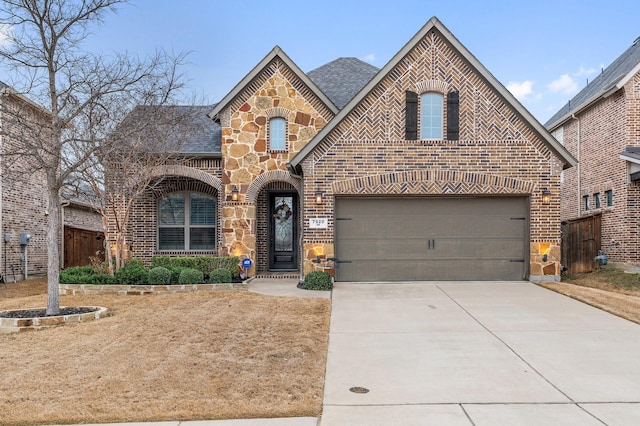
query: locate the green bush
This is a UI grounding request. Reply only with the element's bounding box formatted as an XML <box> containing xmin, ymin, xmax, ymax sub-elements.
<box><xmin>151</xmin><ymin>256</ymin><xmax>240</xmax><ymax>279</ymax></box>
<box><xmin>178</xmin><ymin>268</ymin><xmax>204</xmax><ymax>284</ymax></box>
<box><xmin>303</xmin><ymin>270</ymin><xmax>333</xmax><ymax>291</ymax></box>
<box><xmin>148</xmin><ymin>266</ymin><xmax>172</xmax><ymax>285</ymax></box>
<box><xmin>209</xmin><ymin>268</ymin><xmax>232</xmax><ymax>283</ymax></box>
<box><xmin>60</xmin><ymin>266</ymin><xmax>95</xmax><ymax>284</ymax></box>
<box><xmin>85</xmin><ymin>274</ymin><xmax>117</xmax><ymax>285</ymax></box>
<box><xmin>168</xmin><ymin>266</ymin><xmax>188</xmax><ymax>284</ymax></box>
<box><xmin>115</xmin><ymin>260</ymin><xmax>148</xmax><ymax>285</ymax></box>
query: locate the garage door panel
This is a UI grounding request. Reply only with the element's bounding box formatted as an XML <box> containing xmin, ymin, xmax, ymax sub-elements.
<box><xmin>334</xmin><ymin>197</ymin><xmax>528</xmax><ymax>281</ymax></box>
<box><xmin>337</xmin><ymin>259</ymin><xmax>526</xmax><ymax>281</ymax></box>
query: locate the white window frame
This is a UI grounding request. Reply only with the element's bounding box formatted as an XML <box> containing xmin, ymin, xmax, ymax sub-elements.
<box><xmin>269</xmin><ymin>117</ymin><xmax>287</xmax><ymax>151</ymax></box>
<box><xmin>420</xmin><ymin>92</ymin><xmax>443</xmax><ymax>140</ymax></box>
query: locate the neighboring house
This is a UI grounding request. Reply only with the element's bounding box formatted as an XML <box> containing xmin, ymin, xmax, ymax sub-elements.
<box><xmin>109</xmin><ymin>17</ymin><xmax>575</xmax><ymax>282</ymax></box>
<box><xmin>0</xmin><ymin>83</ymin><xmax>104</xmax><ymax>278</ymax></box>
<box><xmin>546</xmin><ymin>36</ymin><xmax>640</xmax><ymax>271</ymax></box>
<box><xmin>0</xmin><ymin>81</ymin><xmax>49</xmax><ymax>279</ymax></box>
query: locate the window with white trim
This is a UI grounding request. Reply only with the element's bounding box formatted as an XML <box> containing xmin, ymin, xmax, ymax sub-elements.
<box><xmin>269</xmin><ymin>117</ymin><xmax>286</xmax><ymax>151</ymax></box>
<box><xmin>420</xmin><ymin>92</ymin><xmax>443</xmax><ymax>140</ymax></box>
<box><xmin>158</xmin><ymin>192</ymin><xmax>216</xmax><ymax>250</ymax></box>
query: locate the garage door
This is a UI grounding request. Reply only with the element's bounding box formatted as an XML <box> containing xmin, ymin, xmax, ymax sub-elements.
<box><xmin>334</xmin><ymin>197</ymin><xmax>529</xmax><ymax>281</ymax></box>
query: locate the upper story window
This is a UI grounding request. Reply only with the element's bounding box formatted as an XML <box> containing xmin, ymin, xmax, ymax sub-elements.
<box><xmin>583</xmin><ymin>195</ymin><xmax>590</xmax><ymax>212</ymax></box>
<box><xmin>594</xmin><ymin>193</ymin><xmax>601</xmax><ymax>209</ymax></box>
<box><xmin>406</xmin><ymin>90</ymin><xmax>458</xmax><ymax>141</ymax></box>
<box><xmin>420</xmin><ymin>93</ymin><xmax>443</xmax><ymax>140</ymax></box>
<box><xmin>269</xmin><ymin>117</ymin><xmax>287</xmax><ymax>151</ymax></box>
<box><xmin>605</xmin><ymin>189</ymin><xmax>613</xmax><ymax>207</ymax></box>
<box><xmin>158</xmin><ymin>192</ymin><xmax>216</xmax><ymax>251</ymax></box>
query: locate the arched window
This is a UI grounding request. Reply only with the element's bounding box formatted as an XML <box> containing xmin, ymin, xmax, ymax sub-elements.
<box><xmin>158</xmin><ymin>192</ymin><xmax>216</xmax><ymax>250</ymax></box>
<box><xmin>420</xmin><ymin>92</ymin><xmax>443</xmax><ymax>140</ymax></box>
<box><xmin>269</xmin><ymin>117</ymin><xmax>287</xmax><ymax>151</ymax></box>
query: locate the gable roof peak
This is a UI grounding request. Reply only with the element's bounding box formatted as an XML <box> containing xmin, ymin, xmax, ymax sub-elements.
<box><xmin>208</xmin><ymin>45</ymin><xmax>338</xmax><ymax>120</ymax></box>
<box><xmin>289</xmin><ymin>16</ymin><xmax>576</xmax><ymax>171</ymax></box>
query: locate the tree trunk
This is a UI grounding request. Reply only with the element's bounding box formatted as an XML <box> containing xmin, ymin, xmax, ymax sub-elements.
<box><xmin>46</xmin><ymin>186</ymin><xmax>61</xmax><ymax>316</ymax></box>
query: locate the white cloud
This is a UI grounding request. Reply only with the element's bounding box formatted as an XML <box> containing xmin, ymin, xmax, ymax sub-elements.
<box><xmin>574</xmin><ymin>65</ymin><xmax>597</xmax><ymax>77</ymax></box>
<box><xmin>361</xmin><ymin>53</ymin><xmax>376</xmax><ymax>63</ymax></box>
<box><xmin>507</xmin><ymin>80</ymin><xmax>534</xmax><ymax>101</ymax></box>
<box><xmin>548</xmin><ymin>74</ymin><xmax>578</xmax><ymax>95</ymax></box>
<box><xmin>0</xmin><ymin>24</ymin><xmax>13</xmax><ymax>49</ymax></box>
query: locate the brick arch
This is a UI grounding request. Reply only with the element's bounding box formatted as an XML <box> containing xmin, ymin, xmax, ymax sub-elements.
<box><xmin>415</xmin><ymin>79</ymin><xmax>450</xmax><ymax>95</ymax></box>
<box><xmin>265</xmin><ymin>107</ymin><xmax>292</xmax><ymax>119</ymax></box>
<box><xmin>245</xmin><ymin>170</ymin><xmax>302</xmax><ymax>203</ymax></box>
<box><xmin>331</xmin><ymin>170</ymin><xmax>536</xmax><ymax>195</ymax></box>
<box><xmin>149</xmin><ymin>165</ymin><xmax>223</xmax><ymax>194</ymax></box>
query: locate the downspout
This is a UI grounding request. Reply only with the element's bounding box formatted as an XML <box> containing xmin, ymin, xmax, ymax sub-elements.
<box><xmin>60</xmin><ymin>201</ymin><xmax>70</xmax><ymax>269</ymax></box>
<box><xmin>572</xmin><ymin>113</ymin><xmax>581</xmax><ymax>217</ymax></box>
<box><xmin>287</xmin><ymin>165</ymin><xmax>304</xmax><ymax>285</ymax></box>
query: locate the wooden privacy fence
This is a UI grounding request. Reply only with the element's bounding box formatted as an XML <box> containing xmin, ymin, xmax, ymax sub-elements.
<box><xmin>561</xmin><ymin>214</ymin><xmax>601</xmax><ymax>274</ymax></box>
<box><xmin>64</xmin><ymin>227</ymin><xmax>105</xmax><ymax>268</ymax></box>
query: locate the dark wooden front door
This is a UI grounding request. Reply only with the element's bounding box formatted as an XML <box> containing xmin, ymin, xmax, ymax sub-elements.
<box><xmin>269</xmin><ymin>193</ymin><xmax>297</xmax><ymax>270</ymax></box>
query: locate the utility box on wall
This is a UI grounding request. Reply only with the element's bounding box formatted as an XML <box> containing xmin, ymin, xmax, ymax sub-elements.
<box><xmin>20</xmin><ymin>233</ymin><xmax>32</xmax><ymax>245</ymax></box>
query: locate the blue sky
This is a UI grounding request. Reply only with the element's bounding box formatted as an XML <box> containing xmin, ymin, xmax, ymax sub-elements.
<box><xmin>5</xmin><ymin>0</ymin><xmax>640</xmax><ymax>124</ymax></box>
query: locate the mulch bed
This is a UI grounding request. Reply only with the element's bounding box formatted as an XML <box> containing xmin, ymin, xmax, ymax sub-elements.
<box><xmin>0</xmin><ymin>307</ymin><xmax>96</xmax><ymax>318</ymax></box>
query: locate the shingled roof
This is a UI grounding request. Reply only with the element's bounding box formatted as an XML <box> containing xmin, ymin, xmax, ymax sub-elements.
<box><xmin>307</xmin><ymin>57</ymin><xmax>380</xmax><ymax>109</ymax></box>
<box><xmin>121</xmin><ymin>104</ymin><xmax>221</xmax><ymax>155</ymax></box>
<box><xmin>545</xmin><ymin>36</ymin><xmax>640</xmax><ymax>129</ymax></box>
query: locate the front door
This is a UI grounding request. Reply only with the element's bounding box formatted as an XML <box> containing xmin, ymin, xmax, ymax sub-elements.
<box><xmin>269</xmin><ymin>193</ymin><xmax>298</xmax><ymax>270</ymax></box>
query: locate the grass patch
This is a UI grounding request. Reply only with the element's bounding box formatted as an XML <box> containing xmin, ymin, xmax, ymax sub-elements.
<box><xmin>538</xmin><ymin>268</ymin><xmax>640</xmax><ymax>324</ymax></box>
<box><xmin>0</xmin><ymin>277</ymin><xmax>330</xmax><ymax>425</ymax></box>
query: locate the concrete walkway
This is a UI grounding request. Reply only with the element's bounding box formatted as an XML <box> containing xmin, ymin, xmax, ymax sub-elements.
<box><xmin>321</xmin><ymin>281</ymin><xmax>640</xmax><ymax>425</ymax></box>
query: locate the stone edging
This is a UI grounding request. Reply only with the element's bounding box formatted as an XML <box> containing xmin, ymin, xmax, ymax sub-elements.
<box><xmin>0</xmin><ymin>306</ymin><xmax>110</xmax><ymax>333</ymax></box>
<box><xmin>60</xmin><ymin>282</ymin><xmax>249</xmax><ymax>296</ymax></box>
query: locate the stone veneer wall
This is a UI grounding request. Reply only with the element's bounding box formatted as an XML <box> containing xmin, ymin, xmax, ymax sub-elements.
<box><xmin>300</xmin><ymin>28</ymin><xmax>564</xmax><ymax>280</ymax></box>
<box><xmin>218</xmin><ymin>58</ymin><xmax>334</xmax><ymax>274</ymax></box>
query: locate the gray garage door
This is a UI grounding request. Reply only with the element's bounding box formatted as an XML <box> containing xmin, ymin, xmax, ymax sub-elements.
<box><xmin>334</xmin><ymin>196</ymin><xmax>529</xmax><ymax>281</ymax></box>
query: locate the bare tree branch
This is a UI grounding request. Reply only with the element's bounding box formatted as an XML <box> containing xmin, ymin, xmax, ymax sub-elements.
<box><xmin>0</xmin><ymin>0</ymin><xmax>198</xmax><ymax>315</ymax></box>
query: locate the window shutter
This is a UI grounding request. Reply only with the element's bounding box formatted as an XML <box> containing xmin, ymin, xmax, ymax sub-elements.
<box><xmin>405</xmin><ymin>91</ymin><xmax>418</xmax><ymax>140</ymax></box>
<box><xmin>447</xmin><ymin>91</ymin><xmax>460</xmax><ymax>140</ymax></box>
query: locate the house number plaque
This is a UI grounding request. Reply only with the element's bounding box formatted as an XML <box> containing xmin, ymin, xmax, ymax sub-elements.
<box><xmin>309</xmin><ymin>218</ymin><xmax>328</xmax><ymax>229</ymax></box>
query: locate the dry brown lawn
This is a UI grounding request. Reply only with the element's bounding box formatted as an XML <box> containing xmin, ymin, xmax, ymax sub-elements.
<box><xmin>536</xmin><ymin>268</ymin><xmax>640</xmax><ymax>324</ymax></box>
<box><xmin>0</xmin><ymin>278</ymin><xmax>331</xmax><ymax>425</ymax></box>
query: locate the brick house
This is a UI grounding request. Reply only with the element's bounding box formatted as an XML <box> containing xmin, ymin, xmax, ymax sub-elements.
<box><xmin>546</xmin><ymin>36</ymin><xmax>640</xmax><ymax>269</ymax></box>
<box><xmin>1</xmin><ymin>82</ymin><xmax>104</xmax><ymax>279</ymax></box>
<box><xmin>0</xmin><ymin>82</ymin><xmax>49</xmax><ymax>279</ymax></box>
<box><xmin>111</xmin><ymin>17</ymin><xmax>575</xmax><ymax>282</ymax></box>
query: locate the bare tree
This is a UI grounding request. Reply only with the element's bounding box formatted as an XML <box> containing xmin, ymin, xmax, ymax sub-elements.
<box><xmin>68</xmin><ymin>104</ymin><xmax>207</xmax><ymax>274</ymax></box>
<box><xmin>0</xmin><ymin>0</ymin><xmax>193</xmax><ymax>315</ymax></box>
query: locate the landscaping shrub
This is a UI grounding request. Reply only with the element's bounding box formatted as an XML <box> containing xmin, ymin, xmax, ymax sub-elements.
<box><xmin>303</xmin><ymin>270</ymin><xmax>333</xmax><ymax>291</ymax></box>
<box><xmin>151</xmin><ymin>256</ymin><xmax>241</xmax><ymax>279</ymax></box>
<box><xmin>178</xmin><ymin>268</ymin><xmax>204</xmax><ymax>284</ymax></box>
<box><xmin>85</xmin><ymin>274</ymin><xmax>117</xmax><ymax>285</ymax></box>
<box><xmin>115</xmin><ymin>260</ymin><xmax>148</xmax><ymax>285</ymax></box>
<box><xmin>209</xmin><ymin>268</ymin><xmax>232</xmax><ymax>284</ymax></box>
<box><xmin>168</xmin><ymin>266</ymin><xmax>187</xmax><ymax>284</ymax></box>
<box><xmin>148</xmin><ymin>266</ymin><xmax>172</xmax><ymax>285</ymax></box>
<box><xmin>59</xmin><ymin>266</ymin><xmax>94</xmax><ymax>284</ymax></box>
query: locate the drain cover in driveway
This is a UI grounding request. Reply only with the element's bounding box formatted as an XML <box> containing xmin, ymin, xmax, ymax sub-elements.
<box><xmin>349</xmin><ymin>386</ymin><xmax>370</xmax><ymax>394</ymax></box>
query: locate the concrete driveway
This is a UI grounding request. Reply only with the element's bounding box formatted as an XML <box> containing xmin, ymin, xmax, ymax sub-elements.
<box><xmin>320</xmin><ymin>281</ymin><xmax>640</xmax><ymax>425</ymax></box>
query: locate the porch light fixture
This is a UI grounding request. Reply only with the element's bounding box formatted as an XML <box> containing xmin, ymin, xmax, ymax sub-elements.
<box><xmin>315</xmin><ymin>191</ymin><xmax>323</xmax><ymax>205</ymax></box>
<box><xmin>231</xmin><ymin>186</ymin><xmax>239</xmax><ymax>201</ymax></box>
<box><xmin>541</xmin><ymin>188</ymin><xmax>551</xmax><ymax>205</ymax></box>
